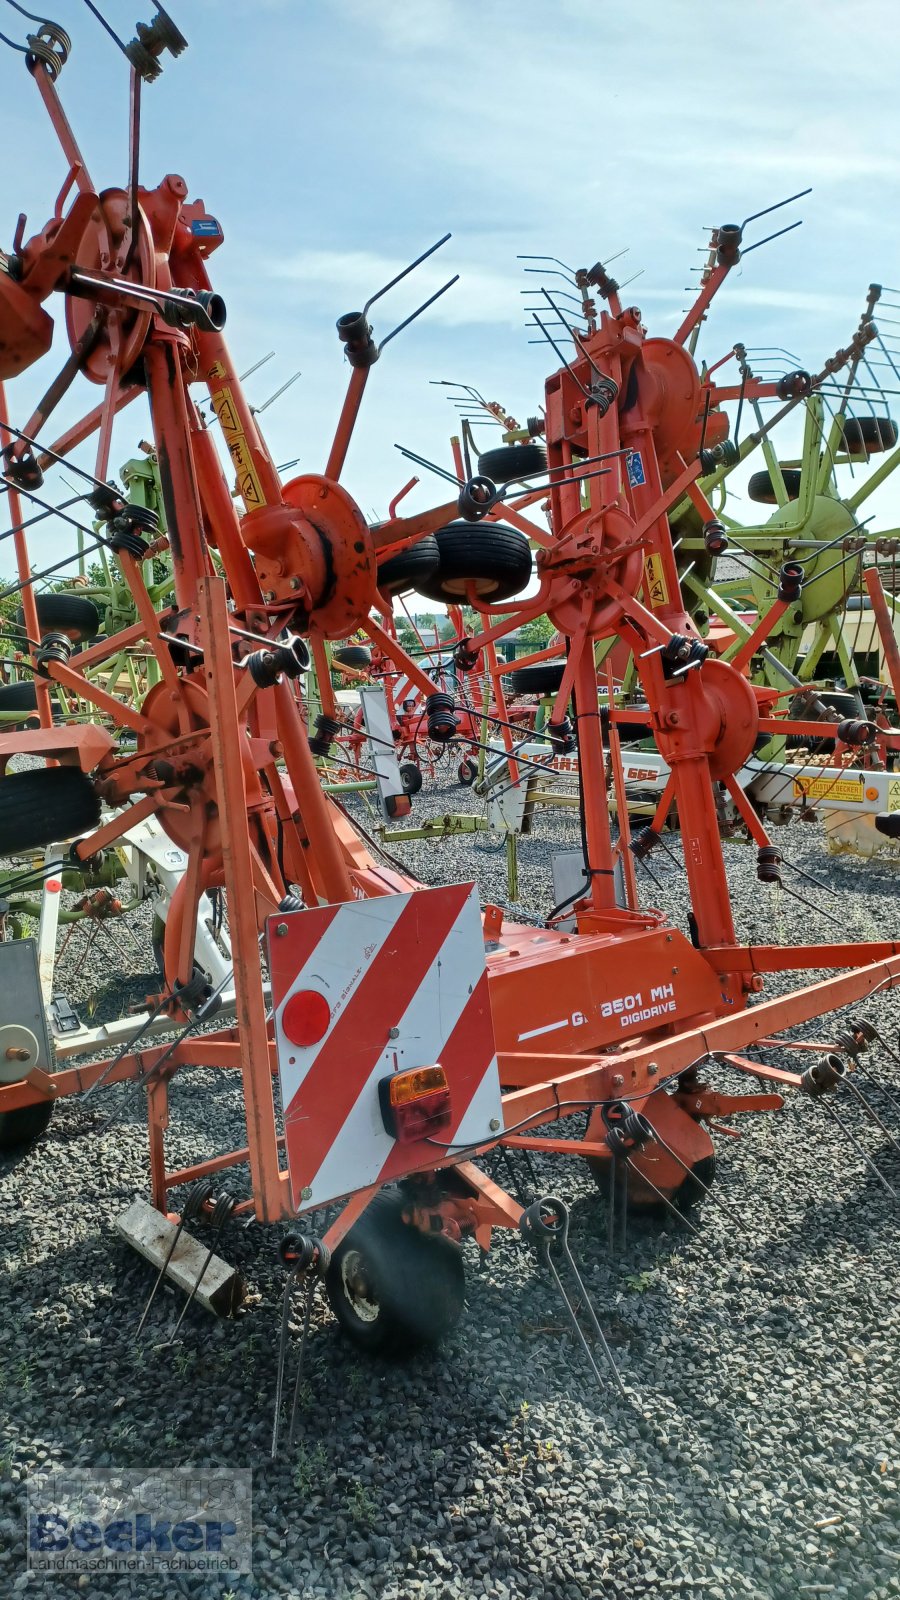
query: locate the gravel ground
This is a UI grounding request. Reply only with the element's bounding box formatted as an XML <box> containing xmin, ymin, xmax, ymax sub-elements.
<box><xmin>1</xmin><ymin>762</ymin><xmax>900</xmax><ymax>1600</ymax></box>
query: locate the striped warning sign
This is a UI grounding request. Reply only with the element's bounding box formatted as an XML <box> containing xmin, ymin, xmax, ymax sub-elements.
<box><xmin>267</xmin><ymin>884</ymin><xmax>501</xmax><ymax>1210</ymax></box>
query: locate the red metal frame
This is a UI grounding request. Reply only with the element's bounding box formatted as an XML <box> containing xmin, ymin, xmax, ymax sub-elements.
<box><xmin>0</xmin><ymin>55</ymin><xmax>896</xmax><ymax>1247</ymax></box>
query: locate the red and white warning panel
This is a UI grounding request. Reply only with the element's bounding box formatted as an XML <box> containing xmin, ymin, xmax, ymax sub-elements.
<box><xmin>267</xmin><ymin>883</ymin><xmax>502</xmax><ymax>1212</ymax></box>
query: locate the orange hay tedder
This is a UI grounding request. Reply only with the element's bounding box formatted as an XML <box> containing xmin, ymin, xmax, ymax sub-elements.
<box><xmin>0</xmin><ymin>10</ymin><xmax>898</xmax><ymax>1398</ymax></box>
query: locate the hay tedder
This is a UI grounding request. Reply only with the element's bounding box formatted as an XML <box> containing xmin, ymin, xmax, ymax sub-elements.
<box><xmin>2</xmin><ymin>10</ymin><xmax>900</xmax><ymax>1404</ymax></box>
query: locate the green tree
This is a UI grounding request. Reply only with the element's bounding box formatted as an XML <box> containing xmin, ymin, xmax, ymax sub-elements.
<box><xmin>517</xmin><ymin>613</ymin><xmax>554</xmax><ymax>647</ymax></box>
<box><xmin>0</xmin><ymin>582</ymin><xmax>20</xmax><ymax>630</ymax></box>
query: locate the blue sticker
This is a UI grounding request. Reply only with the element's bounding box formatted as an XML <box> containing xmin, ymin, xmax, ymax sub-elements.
<box><xmin>191</xmin><ymin>217</ymin><xmax>222</xmax><ymax>237</ymax></box>
<box><xmin>626</xmin><ymin>450</ymin><xmax>645</xmax><ymax>487</ymax></box>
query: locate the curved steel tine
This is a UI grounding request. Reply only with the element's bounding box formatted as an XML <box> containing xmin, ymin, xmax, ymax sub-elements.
<box><xmin>286</xmin><ymin>1276</ymin><xmax>317</xmax><ymax>1450</ymax></box>
<box><xmin>136</xmin><ymin>1177</ymin><xmax>214</xmax><ymax>1335</ymax></box>
<box><xmin>818</xmin><ymin>1101</ymin><xmax>898</xmax><ymax>1199</ymax></box>
<box><xmin>163</xmin><ymin>1191</ymin><xmax>237</xmax><ymax>1345</ymax></box>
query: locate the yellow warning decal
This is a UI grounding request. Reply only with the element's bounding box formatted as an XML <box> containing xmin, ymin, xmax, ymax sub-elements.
<box><xmin>644</xmin><ymin>553</ymin><xmax>669</xmax><ymax>608</ymax></box>
<box><xmin>210</xmin><ymin>386</ymin><xmax>265</xmax><ymax>509</ymax></box>
<box><xmin>207</xmin><ymin>360</ymin><xmax>228</xmax><ymax>380</ymax></box>
<box><xmin>792</xmin><ymin>777</ymin><xmax>865</xmax><ymax>804</ymax></box>
<box><xmin>889</xmin><ymin>778</ymin><xmax>900</xmax><ymax>812</ymax></box>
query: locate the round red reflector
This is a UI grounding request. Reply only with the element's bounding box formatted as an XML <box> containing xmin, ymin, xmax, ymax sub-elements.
<box><xmin>283</xmin><ymin>989</ymin><xmax>331</xmax><ymax>1047</ymax></box>
<box><xmin>45</xmin><ymin>880</ymin><xmax>62</xmax><ymax>894</ymax></box>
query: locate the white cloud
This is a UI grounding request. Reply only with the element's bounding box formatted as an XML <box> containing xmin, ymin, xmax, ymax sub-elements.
<box><xmin>268</xmin><ymin>246</ymin><xmax>527</xmax><ymax>330</ymax></box>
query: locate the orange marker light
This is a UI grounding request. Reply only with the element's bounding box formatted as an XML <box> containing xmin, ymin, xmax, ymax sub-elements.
<box><xmin>379</xmin><ymin>1064</ymin><xmax>452</xmax><ymax>1143</ymax></box>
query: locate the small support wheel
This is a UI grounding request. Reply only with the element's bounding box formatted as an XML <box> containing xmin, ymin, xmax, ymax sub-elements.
<box><xmin>0</xmin><ymin>682</ymin><xmax>40</xmax><ymax>726</ymax></box>
<box><xmin>0</xmin><ymin>1100</ymin><xmax>53</xmax><ymax>1152</ymax></box>
<box><xmin>332</xmin><ymin>643</ymin><xmax>372</xmax><ymax>670</ymax></box>
<box><xmin>476</xmin><ymin>443</ymin><xmax>547</xmax><ymax>483</ymax></box>
<box><xmin>376</xmin><ymin>536</ymin><xmax>440</xmax><ymax>597</ymax></box>
<box><xmin>399</xmin><ymin>761</ymin><xmax>422</xmax><ymax>795</ymax></box>
<box><xmin>457</xmin><ymin>757</ymin><xmax>477</xmax><ymax>786</ymax></box>
<box><xmin>18</xmin><ymin>593</ymin><xmax>101</xmax><ymax>641</ymax></box>
<box><xmin>0</xmin><ymin>768</ymin><xmax>100</xmax><ymax>856</ymax></box>
<box><xmin>325</xmin><ymin>1191</ymin><xmax>465</xmax><ymax>1354</ymax></box>
<box><xmin>841</xmin><ymin>416</ymin><xmax>898</xmax><ymax>455</ymax></box>
<box><xmin>416</xmin><ymin>522</ymin><xmax>533</xmax><ymax>604</ymax></box>
<box><xmin>747</xmin><ymin>467</ymin><xmax>802</xmax><ymax>504</ymax></box>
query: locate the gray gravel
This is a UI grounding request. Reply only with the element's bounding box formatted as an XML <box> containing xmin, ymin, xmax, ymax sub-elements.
<box><xmin>2</xmin><ymin>763</ymin><xmax>900</xmax><ymax>1600</ymax></box>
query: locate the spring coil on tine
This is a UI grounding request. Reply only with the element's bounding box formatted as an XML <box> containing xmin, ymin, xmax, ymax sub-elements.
<box><xmin>833</xmin><ymin>1025</ymin><xmax>869</xmax><ymax>1060</ymax></box>
<box><xmin>703</xmin><ymin>519</ymin><xmax>729</xmax><ymax>556</ymax></box>
<box><xmin>425</xmin><ymin>691</ymin><xmax>458</xmax><ymax>743</ymax></box>
<box><xmin>25</xmin><ymin>22</ymin><xmax>70</xmax><ymax>79</ymax></box>
<box><xmin>757</xmin><ymin>845</ymin><xmax>783</xmax><ymax>884</ymax></box>
<box><xmin>799</xmin><ymin>1053</ymin><xmax>845</xmax><ymax>1097</ymax></box>
<box><xmin>519</xmin><ymin>1196</ymin><xmax>626</xmax><ymax>1398</ymax></box>
<box><xmin>845</xmin><ymin>1011</ymin><xmax>900</xmax><ymax>1075</ymax></box>
<box><xmin>271</xmin><ymin>1234</ymin><xmax>331</xmax><ymax>1459</ymax></box>
<box><xmin>603</xmin><ymin>1101</ymin><xmax>653</xmax><ymax>1255</ymax></box>
<box><xmin>846</xmin><ymin>1016</ymin><xmax>879</xmax><ymax>1048</ymax></box>
<box><xmin>630</xmin><ymin>827</ymin><xmax>661</xmax><ymax>863</ymax></box>
<box><xmin>603</xmin><ymin>1099</ymin><xmax>739</xmax><ymax>1241</ymax></box>
<box><xmin>802</xmin><ymin>1053</ymin><xmax>899</xmax><ymax>1198</ymax></box>
<box><xmin>547</xmin><ymin>717</ymin><xmax>576</xmax><ymax>755</ymax></box>
<box><xmin>457</xmin><ymin>474</ymin><xmax>497</xmax><ymax>522</ymax></box>
<box><xmin>308</xmin><ymin>714</ymin><xmax>342</xmax><ymax>758</ymax></box>
<box><xmin>602</xmin><ymin>1101</ymin><xmax>652</xmax><ymax>1157</ymax></box>
<box><xmin>832</xmin><ymin>1015</ymin><xmax>900</xmax><ymax>1122</ymax></box>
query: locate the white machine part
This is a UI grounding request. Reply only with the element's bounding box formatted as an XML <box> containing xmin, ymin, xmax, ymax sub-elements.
<box><xmin>358</xmin><ymin>684</ymin><xmax>408</xmax><ymax>821</ymax></box>
<box><xmin>479</xmin><ymin>738</ymin><xmax>576</xmax><ymax>833</ymax></box>
<box><xmin>30</xmin><ymin>815</ymin><xmax>242</xmax><ymax>1062</ymax></box>
<box><xmin>121</xmin><ymin>815</ymin><xmax>233</xmax><ymax>989</ymax></box>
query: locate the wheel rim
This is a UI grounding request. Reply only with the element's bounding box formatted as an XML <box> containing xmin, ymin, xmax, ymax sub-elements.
<box><xmin>340</xmin><ymin>1249</ymin><xmax>380</xmax><ymax>1323</ymax></box>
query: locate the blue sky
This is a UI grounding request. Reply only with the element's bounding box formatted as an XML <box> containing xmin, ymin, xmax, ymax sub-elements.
<box><xmin>2</xmin><ymin>0</ymin><xmax>900</xmax><ymax>570</ymax></box>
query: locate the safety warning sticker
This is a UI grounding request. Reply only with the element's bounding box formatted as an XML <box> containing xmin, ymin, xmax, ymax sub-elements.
<box><xmin>644</xmin><ymin>552</ymin><xmax>669</xmax><ymax>608</ymax></box>
<box><xmin>210</xmin><ymin>385</ymin><xmax>265</xmax><ymax>509</ymax></box>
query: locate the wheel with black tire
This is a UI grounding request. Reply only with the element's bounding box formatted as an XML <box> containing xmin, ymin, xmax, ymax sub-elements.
<box><xmin>507</xmin><ymin>661</ymin><xmax>565</xmax><ymax>696</ymax></box>
<box><xmin>476</xmin><ymin>443</ymin><xmax>547</xmax><ymax>484</ymax></box>
<box><xmin>782</xmin><ymin>688</ymin><xmax>865</xmax><ymax>753</ymax></box>
<box><xmin>818</xmin><ymin>689</ymin><xmax>865</xmax><ymax>719</ymax></box>
<box><xmin>325</xmin><ymin>1190</ymin><xmax>466</xmax><ymax>1354</ymax></box>
<box><xmin>151</xmin><ymin>913</ymin><xmax>218</xmax><ymax>991</ymax></box>
<box><xmin>0</xmin><ymin>767</ymin><xmax>101</xmax><ymax>855</ymax></box>
<box><xmin>376</xmin><ymin>536</ymin><xmax>440</xmax><ymax>597</ymax></box>
<box><xmin>151</xmin><ymin>913</ymin><xmax>168</xmax><ymax>977</ymax></box>
<box><xmin>457</xmin><ymin>757</ymin><xmax>477</xmax><ymax>786</ymax></box>
<box><xmin>332</xmin><ymin>644</ymin><xmax>372</xmax><ymax>670</ymax></box>
<box><xmin>0</xmin><ymin>681</ymin><xmax>39</xmax><ymax>725</ymax></box>
<box><xmin>416</xmin><ymin>522</ymin><xmax>532</xmax><ymax>604</ymax></box>
<box><xmin>399</xmin><ymin>761</ymin><xmax>422</xmax><ymax>795</ymax></box>
<box><xmin>16</xmin><ymin>593</ymin><xmax>101</xmax><ymax>640</ymax></box>
<box><xmin>747</xmin><ymin>467</ymin><xmax>802</xmax><ymax>504</ymax></box>
<box><xmin>0</xmin><ymin>1100</ymin><xmax>53</xmax><ymax>1152</ymax></box>
<box><xmin>841</xmin><ymin>416</ymin><xmax>899</xmax><ymax>455</ymax></box>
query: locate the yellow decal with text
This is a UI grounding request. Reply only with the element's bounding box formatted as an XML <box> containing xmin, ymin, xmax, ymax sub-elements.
<box><xmin>644</xmin><ymin>553</ymin><xmax>669</xmax><ymax>608</ymax></box>
<box><xmin>210</xmin><ymin>385</ymin><xmax>265</xmax><ymax>509</ymax></box>
<box><xmin>792</xmin><ymin>777</ymin><xmax>865</xmax><ymax>804</ymax></box>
